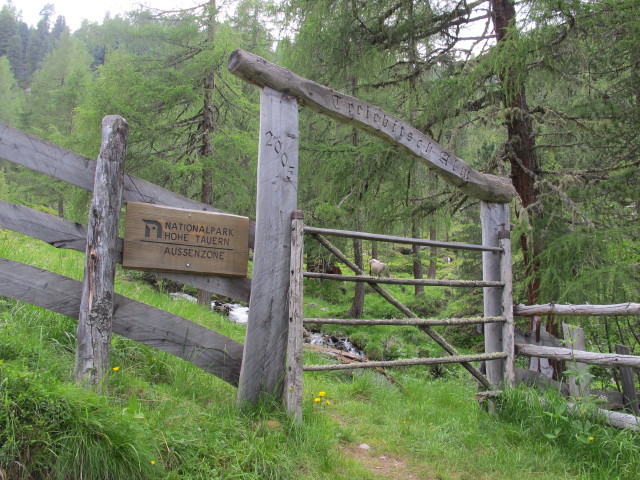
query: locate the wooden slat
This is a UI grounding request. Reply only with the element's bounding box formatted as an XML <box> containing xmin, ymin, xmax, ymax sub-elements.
<box><xmin>515</xmin><ymin>344</ymin><xmax>640</xmax><ymax>369</ymax></box>
<box><xmin>0</xmin><ymin>201</ymin><xmax>252</xmax><ymax>302</ymax></box>
<box><xmin>0</xmin><ymin>122</ymin><xmax>255</xmax><ymax>248</ymax></box>
<box><xmin>285</xmin><ymin>212</ymin><xmax>304</xmax><ymax>421</ymax></box>
<box><xmin>0</xmin><ymin>257</ymin><xmax>243</xmax><ymax>385</ymax></box>
<box><xmin>303</xmin><ymin>316</ymin><xmax>506</xmax><ymax>326</ymax></box>
<box><xmin>304</xmin><ymin>352</ymin><xmax>507</xmax><ymax>371</ymax></box>
<box><xmin>303</xmin><ymin>271</ymin><xmax>503</xmax><ymax>287</ymax></box>
<box><xmin>514</xmin><ymin>302</ymin><xmax>640</xmax><ymax>317</ymax></box>
<box><xmin>237</xmin><ymin>87</ymin><xmax>300</xmax><ymax>404</ymax></box>
<box><xmin>499</xmin><ymin>214</ymin><xmax>515</xmax><ymax>387</ymax></box>
<box><xmin>303</xmin><ymin>226</ymin><xmax>502</xmax><ymax>252</ymax></box>
<box><xmin>228</xmin><ymin>49</ymin><xmax>516</xmax><ymax>203</ymax></box>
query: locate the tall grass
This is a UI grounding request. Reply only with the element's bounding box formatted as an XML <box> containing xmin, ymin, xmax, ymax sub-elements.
<box><xmin>1</xmin><ymin>230</ymin><xmax>639</xmax><ymax>479</ymax></box>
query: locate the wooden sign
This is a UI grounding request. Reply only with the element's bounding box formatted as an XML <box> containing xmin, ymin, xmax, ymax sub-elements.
<box><xmin>123</xmin><ymin>202</ymin><xmax>249</xmax><ymax>277</ymax></box>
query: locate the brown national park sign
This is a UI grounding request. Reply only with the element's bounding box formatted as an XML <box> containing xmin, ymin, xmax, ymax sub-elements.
<box><xmin>123</xmin><ymin>202</ymin><xmax>249</xmax><ymax>277</ymax></box>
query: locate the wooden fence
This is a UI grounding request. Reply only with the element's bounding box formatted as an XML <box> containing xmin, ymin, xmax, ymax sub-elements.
<box><xmin>1</xmin><ymin>48</ymin><xmax>638</xmax><ymax>427</ymax></box>
<box><xmin>284</xmin><ymin>210</ymin><xmax>516</xmax><ymax>419</ymax></box>
<box><xmin>284</xmin><ymin>213</ymin><xmax>640</xmax><ymax>426</ymax></box>
<box><xmin>0</xmin><ymin>120</ymin><xmax>247</xmax><ymax>386</ymax></box>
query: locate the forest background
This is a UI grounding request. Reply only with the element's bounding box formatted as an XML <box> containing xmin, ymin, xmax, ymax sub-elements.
<box><xmin>0</xmin><ymin>0</ymin><xmax>638</xmax><ymax>357</ymax></box>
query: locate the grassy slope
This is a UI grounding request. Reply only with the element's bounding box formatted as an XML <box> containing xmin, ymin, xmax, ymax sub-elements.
<box><xmin>1</xmin><ymin>229</ymin><xmax>638</xmax><ymax>479</ymax></box>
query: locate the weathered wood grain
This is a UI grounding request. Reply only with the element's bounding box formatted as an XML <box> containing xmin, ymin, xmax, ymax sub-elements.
<box><xmin>0</xmin><ymin>257</ymin><xmax>243</xmax><ymax>385</ymax></box>
<box><xmin>303</xmin><ymin>226</ymin><xmax>502</xmax><ymax>252</ymax></box>
<box><xmin>76</xmin><ymin>115</ymin><xmax>127</xmax><ymax>387</ymax></box>
<box><xmin>0</xmin><ymin>122</ymin><xmax>255</xmax><ymax>248</ymax></box>
<box><xmin>228</xmin><ymin>49</ymin><xmax>516</xmax><ymax>203</ymax></box>
<box><xmin>515</xmin><ymin>344</ymin><xmax>640</xmax><ymax>369</ymax></box>
<box><xmin>303</xmin><ymin>316</ymin><xmax>506</xmax><ymax>326</ymax></box>
<box><xmin>0</xmin><ymin>201</ymin><xmax>251</xmax><ymax>302</ymax></box>
<box><xmin>481</xmin><ymin>202</ymin><xmax>509</xmax><ymax>385</ymax></box>
<box><xmin>285</xmin><ymin>212</ymin><xmax>304</xmax><ymax>421</ymax></box>
<box><xmin>237</xmin><ymin>87</ymin><xmax>299</xmax><ymax>405</ymax></box>
<box><xmin>514</xmin><ymin>302</ymin><xmax>640</xmax><ymax>316</ymax></box>
<box><xmin>304</xmin><ymin>352</ymin><xmax>508</xmax><ymax>371</ymax></box>
<box><xmin>303</xmin><ymin>272</ymin><xmax>503</xmax><ymax>287</ymax></box>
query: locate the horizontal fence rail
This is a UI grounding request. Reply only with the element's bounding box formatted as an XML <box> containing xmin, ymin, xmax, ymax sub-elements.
<box><xmin>0</xmin><ymin>257</ymin><xmax>244</xmax><ymax>385</ymax></box>
<box><xmin>303</xmin><ymin>272</ymin><xmax>503</xmax><ymax>287</ymax></box>
<box><xmin>0</xmin><ymin>201</ymin><xmax>252</xmax><ymax>302</ymax></box>
<box><xmin>515</xmin><ymin>344</ymin><xmax>640</xmax><ymax>369</ymax></box>
<box><xmin>514</xmin><ymin>302</ymin><xmax>640</xmax><ymax>317</ymax></box>
<box><xmin>0</xmin><ymin>123</ymin><xmax>256</xmax><ymax>246</ymax></box>
<box><xmin>304</xmin><ymin>352</ymin><xmax>508</xmax><ymax>371</ymax></box>
<box><xmin>303</xmin><ymin>316</ymin><xmax>506</xmax><ymax>326</ymax></box>
<box><xmin>303</xmin><ymin>226</ymin><xmax>503</xmax><ymax>252</ymax></box>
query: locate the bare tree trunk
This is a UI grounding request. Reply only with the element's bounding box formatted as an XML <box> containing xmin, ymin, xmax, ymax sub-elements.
<box><xmin>492</xmin><ymin>0</ymin><xmax>551</xmax><ymax>374</ymax></box>
<box><xmin>197</xmin><ymin>1</ymin><xmax>217</xmax><ymax>306</ymax></box>
<box><xmin>490</xmin><ymin>0</ymin><xmax>542</xmax><ymax>305</ymax></box>
<box><xmin>412</xmin><ymin>211</ymin><xmax>424</xmax><ymax>295</ymax></box>
<box><xmin>347</xmin><ymin>213</ymin><xmax>365</xmax><ymax>318</ymax></box>
<box><xmin>427</xmin><ymin>226</ymin><xmax>437</xmax><ymax>279</ymax></box>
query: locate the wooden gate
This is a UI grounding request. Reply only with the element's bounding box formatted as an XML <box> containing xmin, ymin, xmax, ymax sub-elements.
<box><xmin>284</xmin><ymin>211</ymin><xmax>514</xmax><ymax>419</ymax></box>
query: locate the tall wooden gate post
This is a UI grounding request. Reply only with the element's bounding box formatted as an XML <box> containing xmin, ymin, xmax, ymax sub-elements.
<box><xmin>75</xmin><ymin>115</ymin><xmax>128</xmax><ymax>388</ymax></box>
<box><xmin>237</xmin><ymin>87</ymin><xmax>299</xmax><ymax>405</ymax></box>
<box><xmin>286</xmin><ymin>211</ymin><xmax>305</xmax><ymax>420</ymax></box>
<box><xmin>481</xmin><ymin>201</ymin><xmax>511</xmax><ymax>385</ymax></box>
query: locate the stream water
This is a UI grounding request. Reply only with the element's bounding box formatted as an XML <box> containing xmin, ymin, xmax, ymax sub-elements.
<box><xmin>170</xmin><ymin>293</ymin><xmax>363</xmax><ymax>356</ymax></box>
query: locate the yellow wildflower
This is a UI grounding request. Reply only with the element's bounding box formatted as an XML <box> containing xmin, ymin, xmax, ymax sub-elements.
<box><xmin>314</xmin><ymin>397</ymin><xmax>320</xmax><ymax>403</ymax></box>
<box><xmin>150</xmin><ymin>461</ymin><xmax>156</xmax><ymax>465</ymax></box>
<box><xmin>319</xmin><ymin>391</ymin><xmax>326</xmax><ymax>397</ymax></box>
<box><xmin>325</xmin><ymin>400</ymin><xmax>331</xmax><ymax>405</ymax></box>
<box><xmin>588</xmin><ymin>436</ymin><xmax>595</xmax><ymax>442</ymax></box>
<box><xmin>112</xmin><ymin>366</ymin><xmax>120</xmax><ymax>372</ymax></box>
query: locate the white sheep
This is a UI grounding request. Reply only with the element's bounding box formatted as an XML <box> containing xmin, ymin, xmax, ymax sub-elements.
<box><xmin>368</xmin><ymin>258</ymin><xmax>390</xmax><ymax>277</ymax></box>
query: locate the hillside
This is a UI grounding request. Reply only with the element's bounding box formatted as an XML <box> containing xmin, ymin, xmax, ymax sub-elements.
<box><xmin>1</xmin><ymin>230</ymin><xmax>638</xmax><ymax>480</ymax></box>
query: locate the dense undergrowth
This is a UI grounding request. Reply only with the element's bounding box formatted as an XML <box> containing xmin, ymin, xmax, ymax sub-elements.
<box><xmin>1</xmin><ymin>230</ymin><xmax>639</xmax><ymax>479</ymax></box>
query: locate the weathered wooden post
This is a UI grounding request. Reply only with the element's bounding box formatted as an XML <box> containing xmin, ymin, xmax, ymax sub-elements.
<box><xmin>75</xmin><ymin>115</ymin><xmax>128</xmax><ymax>388</ymax></box>
<box><xmin>499</xmin><ymin>216</ymin><xmax>515</xmax><ymax>387</ymax></box>
<box><xmin>562</xmin><ymin>323</ymin><xmax>592</xmax><ymax>398</ymax></box>
<box><xmin>237</xmin><ymin>86</ymin><xmax>299</xmax><ymax>405</ymax></box>
<box><xmin>286</xmin><ymin>210</ymin><xmax>305</xmax><ymax>420</ymax></box>
<box><xmin>615</xmin><ymin>344</ymin><xmax>639</xmax><ymax>416</ymax></box>
<box><xmin>481</xmin><ymin>201</ymin><xmax>510</xmax><ymax>385</ymax></box>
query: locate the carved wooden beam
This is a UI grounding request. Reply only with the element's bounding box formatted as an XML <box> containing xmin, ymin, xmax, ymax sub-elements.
<box><xmin>228</xmin><ymin>49</ymin><xmax>516</xmax><ymax>203</ymax></box>
<box><xmin>514</xmin><ymin>303</ymin><xmax>640</xmax><ymax>316</ymax></box>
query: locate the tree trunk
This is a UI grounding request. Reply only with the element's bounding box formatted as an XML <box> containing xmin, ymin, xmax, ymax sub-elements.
<box><xmin>347</xmin><ymin>233</ymin><xmax>365</xmax><ymax>318</ymax></box>
<box><xmin>197</xmin><ymin>5</ymin><xmax>217</xmax><ymax>306</ymax></box>
<box><xmin>427</xmin><ymin>226</ymin><xmax>437</xmax><ymax>279</ymax></box>
<box><xmin>412</xmin><ymin>213</ymin><xmax>424</xmax><ymax>295</ymax></box>
<box><xmin>490</xmin><ymin>0</ymin><xmax>542</xmax><ymax>302</ymax></box>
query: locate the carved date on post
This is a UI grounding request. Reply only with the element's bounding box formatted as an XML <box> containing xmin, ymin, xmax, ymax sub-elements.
<box><xmin>265</xmin><ymin>131</ymin><xmax>295</xmax><ymax>181</ymax></box>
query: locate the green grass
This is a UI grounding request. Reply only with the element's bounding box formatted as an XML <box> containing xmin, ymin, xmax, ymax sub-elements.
<box><xmin>1</xmin><ymin>229</ymin><xmax>639</xmax><ymax>479</ymax></box>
